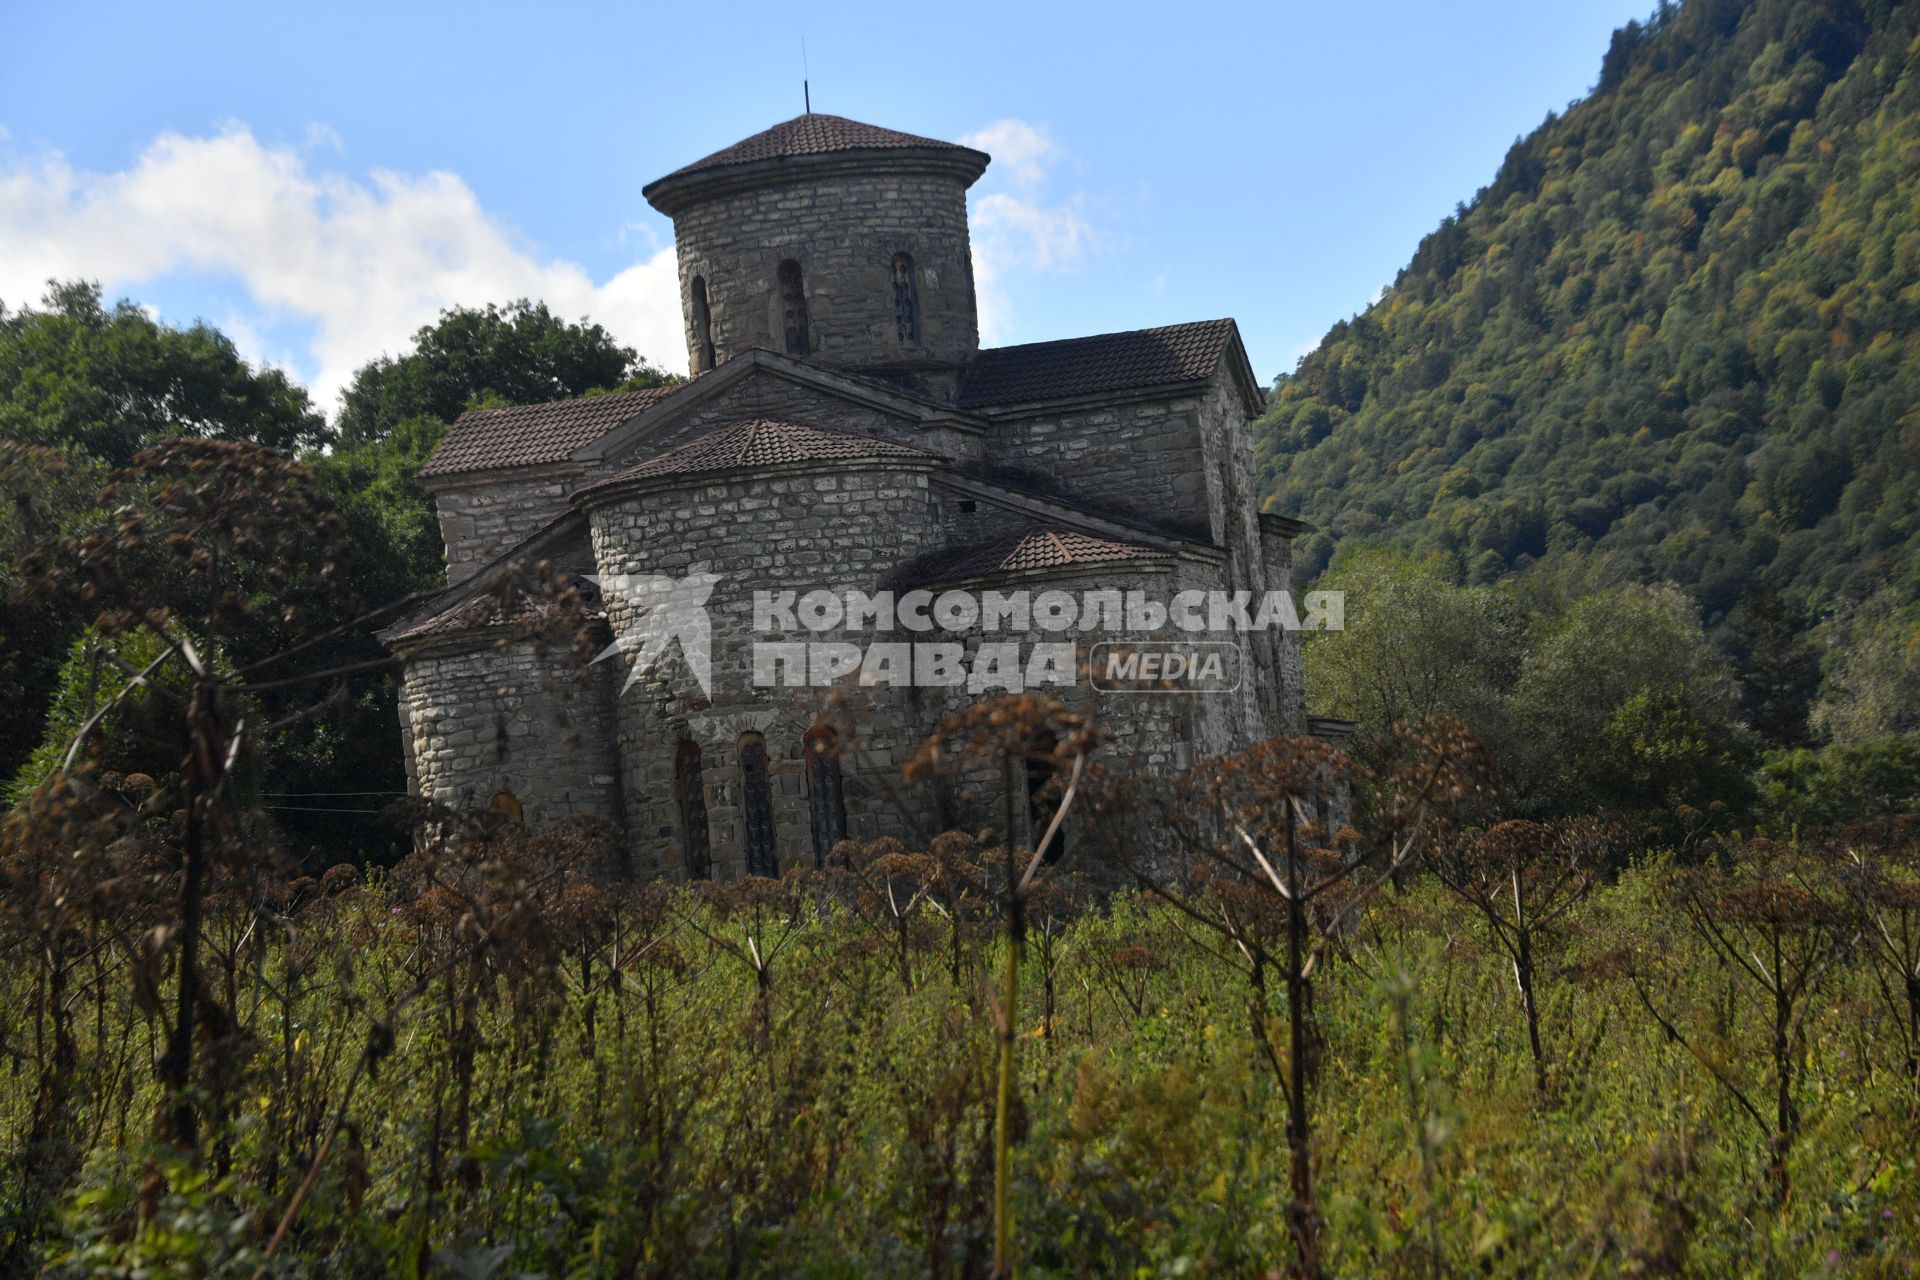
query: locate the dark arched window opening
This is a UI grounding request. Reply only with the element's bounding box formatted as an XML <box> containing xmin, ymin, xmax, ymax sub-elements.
<box><xmin>690</xmin><ymin>275</ymin><xmax>715</xmax><ymax>372</ymax></box>
<box><xmin>891</xmin><ymin>252</ymin><xmax>920</xmax><ymax>345</ymax></box>
<box><xmin>489</xmin><ymin>790</ymin><xmax>523</xmax><ymax>826</ymax></box>
<box><xmin>739</xmin><ymin>732</ymin><xmax>777</xmax><ymax>876</ymax></box>
<box><xmin>804</xmin><ymin>726</ymin><xmax>848</xmax><ymax>866</ymax></box>
<box><xmin>1026</xmin><ymin>730</ymin><xmax>1065</xmax><ymax>863</ymax></box>
<box><xmin>776</xmin><ymin>259</ymin><xmax>810</xmax><ymax>356</ymax></box>
<box><xmin>675</xmin><ymin>739</ymin><xmax>711</xmax><ymax>879</ymax></box>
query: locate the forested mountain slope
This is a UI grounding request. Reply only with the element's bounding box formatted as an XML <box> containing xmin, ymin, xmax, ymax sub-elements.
<box><xmin>1256</xmin><ymin>0</ymin><xmax>1920</xmax><ymax>628</ymax></box>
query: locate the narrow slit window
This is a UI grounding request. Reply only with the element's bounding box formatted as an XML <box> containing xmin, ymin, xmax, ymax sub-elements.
<box><xmin>777</xmin><ymin>259</ymin><xmax>810</xmax><ymax>356</ymax></box>
<box><xmin>804</xmin><ymin>726</ymin><xmax>848</xmax><ymax>865</ymax></box>
<box><xmin>739</xmin><ymin>732</ymin><xmax>777</xmax><ymax>876</ymax></box>
<box><xmin>891</xmin><ymin>252</ymin><xmax>920</xmax><ymax>345</ymax></box>
<box><xmin>690</xmin><ymin>275</ymin><xmax>715</xmax><ymax>372</ymax></box>
<box><xmin>1026</xmin><ymin>730</ymin><xmax>1066</xmax><ymax>863</ymax></box>
<box><xmin>675</xmin><ymin>739</ymin><xmax>711</xmax><ymax>879</ymax></box>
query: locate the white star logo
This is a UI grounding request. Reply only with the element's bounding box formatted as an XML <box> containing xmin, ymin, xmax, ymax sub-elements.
<box><xmin>586</xmin><ymin>566</ymin><xmax>721</xmax><ymax>698</ymax></box>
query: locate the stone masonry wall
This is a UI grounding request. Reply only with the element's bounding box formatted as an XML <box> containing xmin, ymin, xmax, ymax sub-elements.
<box><xmin>430</xmin><ymin>466</ymin><xmax>585</xmax><ymax>586</ymax></box>
<box><xmin>671</xmin><ymin>171</ymin><xmax>978</xmax><ymax>372</ymax></box>
<box><xmin>398</xmin><ymin>631</ymin><xmax>625</xmax><ymax>829</ymax></box>
<box><xmin>584</xmin><ymin>460</ymin><xmax>950</xmax><ymax>879</ymax></box>
<box><xmin>979</xmin><ymin>391</ymin><xmax>1211</xmax><ymax>541</ymax></box>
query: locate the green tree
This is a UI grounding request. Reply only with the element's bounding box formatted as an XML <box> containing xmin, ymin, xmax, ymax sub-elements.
<box><xmin>336</xmin><ymin>299</ymin><xmax>669</xmax><ymax>445</ymax></box>
<box><xmin>1303</xmin><ymin>549</ymin><xmax>1524</xmax><ymax>768</ymax></box>
<box><xmin>1732</xmin><ymin>588</ymin><xmax>1821</xmax><ymax>747</ymax></box>
<box><xmin>1811</xmin><ymin>592</ymin><xmax>1920</xmax><ymax>743</ymax></box>
<box><xmin>0</xmin><ymin>281</ymin><xmax>328</xmax><ymax>463</ymax></box>
<box><xmin>1512</xmin><ymin>584</ymin><xmax>1752</xmax><ymax>819</ymax></box>
<box><xmin>0</xmin><ymin>444</ymin><xmax>110</xmax><ymax>779</ymax></box>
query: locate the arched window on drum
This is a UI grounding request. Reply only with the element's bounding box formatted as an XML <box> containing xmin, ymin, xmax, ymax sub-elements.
<box><xmin>891</xmin><ymin>252</ymin><xmax>920</xmax><ymax>345</ymax></box>
<box><xmin>690</xmin><ymin>274</ymin><xmax>716</xmax><ymax>372</ymax></box>
<box><xmin>776</xmin><ymin>259</ymin><xmax>810</xmax><ymax>356</ymax></box>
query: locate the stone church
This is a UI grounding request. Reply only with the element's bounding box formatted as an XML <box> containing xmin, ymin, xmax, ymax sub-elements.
<box><xmin>383</xmin><ymin>112</ymin><xmax>1331</xmax><ymax>879</ymax></box>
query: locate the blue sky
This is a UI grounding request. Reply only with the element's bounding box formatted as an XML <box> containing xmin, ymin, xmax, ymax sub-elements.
<box><xmin>0</xmin><ymin>0</ymin><xmax>1650</xmax><ymax>412</ymax></box>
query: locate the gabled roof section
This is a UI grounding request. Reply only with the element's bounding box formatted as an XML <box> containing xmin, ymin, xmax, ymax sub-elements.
<box><xmin>579</xmin><ymin>418</ymin><xmax>939</xmax><ymax>495</ymax></box>
<box><xmin>417</xmin><ymin>385</ymin><xmax>682</xmax><ymax>480</ymax></box>
<box><xmin>956</xmin><ymin>319</ymin><xmax>1250</xmax><ymax>409</ymax></box>
<box><xmin>922</xmin><ymin>525</ymin><xmax>1172</xmax><ymax>584</ymax></box>
<box><xmin>576</xmin><ymin>348</ymin><xmax>983</xmax><ymax>468</ymax></box>
<box><xmin>649</xmin><ymin>114</ymin><xmax>985</xmax><ymax>186</ymax></box>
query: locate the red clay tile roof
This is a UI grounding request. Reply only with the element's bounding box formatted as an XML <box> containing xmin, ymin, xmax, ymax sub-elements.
<box><xmin>925</xmin><ymin>525</ymin><xmax>1171</xmax><ymax>582</ymax></box>
<box><xmin>418</xmin><ymin>385</ymin><xmax>681</xmax><ymax>479</ymax></box>
<box><xmin>651</xmin><ymin>114</ymin><xmax>983</xmax><ymax>185</ymax></box>
<box><xmin>956</xmin><ymin>320</ymin><xmax>1237</xmax><ymax>408</ymax></box>
<box><xmin>582</xmin><ymin>418</ymin><xmax>938</xmax><ymax>492</ymax></box>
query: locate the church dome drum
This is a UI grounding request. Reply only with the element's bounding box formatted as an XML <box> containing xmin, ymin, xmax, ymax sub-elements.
<box><xmin>643</xmin><ymin>114</ymin><xmax>990</xmax><ymax>377</ymax></box>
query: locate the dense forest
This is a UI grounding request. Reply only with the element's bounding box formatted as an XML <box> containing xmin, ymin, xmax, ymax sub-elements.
<box><xmin>1258</xmin><ymin>0</ymin><xmax>1920</xmax><ymax>645</ymax></box>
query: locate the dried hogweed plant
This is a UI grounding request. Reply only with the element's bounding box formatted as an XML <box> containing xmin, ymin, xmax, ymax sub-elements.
<box><xmin>1626</xmin><ymin>837</ymin><xmax>1850</xmax><ymax>1206</ymax></box>
<box><xmin>1427</xmin><ymin>816</ymin><xmax>1629</xmax><ymax>1098</ymax></box>
<box><xmin>907</xmin><ymin>693</ymin><xmax>1099</xmax><ymax>1280</ymax></box>
<box><xmin>1106</xmin><ymin>715</ymin><xmax>1492</xmax><ymax>1280</ymax></box>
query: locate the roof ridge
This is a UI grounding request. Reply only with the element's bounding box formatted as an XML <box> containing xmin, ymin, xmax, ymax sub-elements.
<box><xmin>735</xmin><ymin>418</ymin><xmax>763</xmax><ymax>466</ymax></box>
<box><xmin>973</xmin><ymin>317</ymin><xmax>1235</xmax><ymax>358</ymax></box>
<box><xmin>647</xmin><ymin>114</ymin><xmax>985</xmax><ymax>193</ymax></box>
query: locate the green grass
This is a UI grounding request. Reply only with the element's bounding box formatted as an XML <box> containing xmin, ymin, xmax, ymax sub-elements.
<box><xmin>4</xmin><ymin>855</ymin><xmax>1916</xmax><ymax>1278</ymax></box>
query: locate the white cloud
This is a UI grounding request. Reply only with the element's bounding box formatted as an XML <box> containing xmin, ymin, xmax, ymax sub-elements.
<box><xmin>1369</xmin><ymin>281</ymin><xmax>1391</xmax><ymax>306</ymax></box>
<box><xmin>960</xmin><ymin>119</ymin><xmax>1059</xmax><ymax>189</ymax></box>
<box><xmin>958</xmin><ymin>118</ymin><xmax>1101</xmax><ymax>345</ymax></box>
<box><xmin>0</xmin><ymin>124</ymin><xmax>686</xmax><ymax>411</ymax></box>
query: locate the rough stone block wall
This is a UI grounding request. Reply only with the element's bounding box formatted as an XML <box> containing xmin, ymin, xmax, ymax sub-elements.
<box><xmin>399</xmin><ymin>632</ymin><xmax>625</xmax><ymax>830</ymax></box>
<box><xmin>430</xmin><ymin>467</ymin><xmax>584</xmax><ymax>585</ymax></box>
<box><xmin>671</xmin><ymin>172</ymin><xmax>978</xmax><ymax>372</ymax></box>
<box><xmin>1259</xmin><ymin>520</ymin><xmax>1308</xmax><ymax>736</ymax></box>
<box><xmin>979</xmin><ymin>392</ymin><xmax>1210</xmax><ymax>540</ymax></box>
<box><xmin>1192</xmin><ymin>366</ymin><xmax>1284</xmax><ymax>744</ymax></box>
<box><xmin>585</xmin><ymin>461</ymin><xmax>950</xmax><ymax>879</ymax></box>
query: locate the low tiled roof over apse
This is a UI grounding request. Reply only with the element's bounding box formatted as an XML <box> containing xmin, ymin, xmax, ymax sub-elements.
<box><xmin>417</xmin><ymin>385</ymin><xmax>682</xmax><ymax>479</ymax></box>
<box><xmin>955</xmin><ymin>319</ymin><xmax>1239</xmax><ymax>408</ymax></box>
<box><xmin>649</xmin><ymin>114</ymin><xmax>986</xmax><ymax>185</ymax></box>
<box><xmin>580</xmin><ymin>418</ymin><xmax>940</xmax><ymax>492</ymax></box>
<box><xmin>923</xmin><ymin>525</ymin><xmax>1172</xmax><ymax>583</ymax></box>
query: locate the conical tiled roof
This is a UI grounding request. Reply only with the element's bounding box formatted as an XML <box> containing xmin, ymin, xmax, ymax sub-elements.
<box><xmin>581</xmin><ymin>419</ymin><xmax>938</xmax><ymax>493</ymax></box>
<box><xmin>650</xmin><ymin>114</ymin><xmax>984</xmax><ymax>186</ymax></box>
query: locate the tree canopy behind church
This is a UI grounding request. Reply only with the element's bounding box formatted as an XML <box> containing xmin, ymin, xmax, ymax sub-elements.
<box><xmin>0</xmin><ymin>281</ymin><xmax>330</xmax><ymax>464</ymax></box>
<box><xmin>0</xmin><ymin>288</ymin><xmax>677</xmax><ymax>857</ymax></box>
<box><xmin>335</xmin><ymin>299</ymin><xmax>674</xmax><ymax>446</ymax></box>
<box><xmin>1256</xmin><ymin>0</ymin><xmax>1920</xmax><ymax>630</ymax></box>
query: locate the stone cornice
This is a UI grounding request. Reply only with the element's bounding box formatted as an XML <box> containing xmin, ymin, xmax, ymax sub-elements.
<box><xmin>572</xmin><ymin>452</ymin><xmax>944</xmax><ymax>514</ymax></box>
<box><xmin>416</xmin><ymin>459</ymin><xmax>591</xmax><ymax>495</ymax></box>
<box><xmin>644</xmin><ymin>148</ymin><xmax>989</xmax><ymax>218</ymax></box>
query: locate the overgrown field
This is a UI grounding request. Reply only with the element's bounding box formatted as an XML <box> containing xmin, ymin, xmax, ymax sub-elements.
<box><xmin>2</xmin><ymin>821</ymin><xmax>1916</xmax><ymax>1277</ymax></box>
